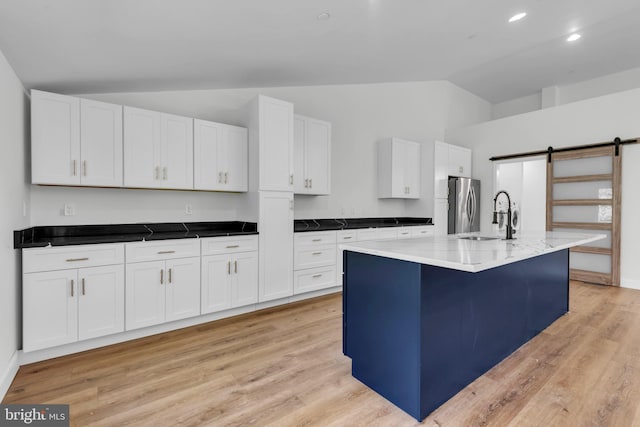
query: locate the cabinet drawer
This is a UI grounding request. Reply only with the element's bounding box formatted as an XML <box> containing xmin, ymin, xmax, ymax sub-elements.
<box><xmin>23</xmin><ymin>243</ymin><xmax>125</xmax><ymax>273</ymax></box>
<box><xmin>410</xmin><ymin>226</ymin><xmax>434</xmax><ymax>238</ymax></box>
<box><xmin>294</xmin><ymin>231</ymin><xmax>337</xmax><ymax>247</ymax></box>
<box><xmin>356</xmin><ymin>228</ymin><xmax>378</xmax><ymax>241</ymax></box>
<box><xmin>294</xmin><ymin>245</ymin><xmax>336</xmax><ymax>270</ymax></box>
<box><xmin>125</xmin><ymin>239</ymin><xmax>200</xmax><ymax>263</ymax></box>
<box><xmin>294</xmin><ymin>266</ymin><xmax>337</xmax><ymax>294</ymax></box>
<box><xmin>377</xmin><ymin>228</ymin><xmax>398</xmax><ymax>240</ymax></box>
<box><xmin>201</xmin><ymin>235</ymin><xmax>258</xmax><ymax>256</ymax></box>
<box><xmin>337</xmin><ymin>230</ymin><xmax>357</xmax><ymax>243</ymax></box>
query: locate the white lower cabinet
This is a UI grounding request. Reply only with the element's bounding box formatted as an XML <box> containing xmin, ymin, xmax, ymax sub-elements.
<box><xmin>201</xmin><ymin>251</ymin><xmax>258</xmax><ymax>314</ymax></box>
<box><xmin>294</xmin><ymin>231</ymin><xmax>338</xmax><ymax>294</ymax></box>
<box><xmin>125</xmin><ymin>257</ymin><xmax>200</xmax><ymax>331</ymax></box>
<box><xmin>23</xmin><ymin>264</ymin><xmax>125</xmax><ymax>352</ymax></box>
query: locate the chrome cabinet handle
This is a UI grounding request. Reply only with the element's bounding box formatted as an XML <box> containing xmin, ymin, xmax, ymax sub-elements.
<box><xmin>343</xmin><ymin>236</ymin><xmax>352</xmax><ymax>240</ymax></box>
<box><xmin>304</xmin><ymin>179</ymin><xmax>308</xmax><ymax>188</ymax></box>
<box><xmin>234</xmin><ymin>260</ymin><xmax>238</xmax><ymax>273</ymax></box>
<box><xmin>312</xmin><ymin>252</ymin><xmax>322</xmax><ymax>255</ymax></box>
<box><xmin>163</xmin><ymin>167</ymin><xmax>168</xmax><ymax>180</ymax></box>
<box><xmin>289</xmin><ymin>174</ymin><xmax>293</xmax><ymax>185</ymax></box>
<box><xmin>66</xmin><ymin>257</ymin><xmax>89</xmax><ymax>262</ymax></box>
<box><xmin>83</xmin><ymin>160</ymin><xmax>87</xmax><ymax>177</ymax></box>
<box><xmin>312</xmin><ymin>274</ymin><xmax>322</xmax><ymax>278</ymax></box>
<box><xmin>226</xmin><ymin>245</ymin><xmax>240</xmax><ymax>249</ymax></box>
<box><xmin>228</xmin><ymin>261</ymin><xmax>231</xmax><ymax>275</ymax></box>
<box><xmin>160</xmin><ymin>269</ymin><xmax>164</xmax><ymax>284</ymax></box>
<box><xmin>70</xmin><ymin>279</ymin><xmax>74</xmax><ymax>297</ymax></box>
<box><xmin>157</xmin><ymin>250</ymin><xmax>176</xmax><ymax>254</ymax></box>
<box><xmin>72</xmin><ymin>160</ymin><xmax>77</xmax><ymax>176</ymax></box>
<box><xmin>312</xmin><ymin>239</ymin><xmax>322</xmax><ymax>242</ymax></box>
<box><xmin>168</xmin><ymin>268</ymin><xmax>172</xmax><ymax>284</ymax></box>
<box><xmin>218</xmin><ymin>172</ymin><xmax>222</xmax><ymax>183</ymax></box>
<box><xmin>155</xmin><ymin>166</ymin><xmax>160</xmax><ymax>180</ymax></box>
<box><xmin>309</xmin><ymin>179</ymin><xmax>312</xmax><ymax>188</ymax></box>
<box><xmin>82</xmin><ymin>278</ymin><xmax>86</xmax><ymax>295</ymax></box>
<box><xmin>224</xmin><ymin>172</ymin><xmax>228</xmax><ymax>183</ymax></box>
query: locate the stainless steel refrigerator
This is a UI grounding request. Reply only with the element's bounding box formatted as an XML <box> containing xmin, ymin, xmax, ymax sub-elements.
<box><xmin>447</xmin><ymin>177</ymin><xmax>481</xmax><ymax>234</ymax></box>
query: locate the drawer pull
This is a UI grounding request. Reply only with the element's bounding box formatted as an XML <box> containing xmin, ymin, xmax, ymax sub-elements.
<box><xmin>66</xmin><ymin>257</ymin><xmax>89</xmax><ymax>262</ymax></box>
<box><xmin>312</xmin><ymin>274</ymin><xmax>322</xmax><ymax>278</ymax></box>
<box><xmin>312</xmin><ymin>239</ymin><xmax>322</xmax><ymax>242</ymax></box>
<box><xmin>70</xmin><ymin>279</ymin><xmax>74</xmax><ymax>297</ymax></box>
<box><xmin>157</xmin><ymin>250</ymin><xmax>176</xmax><ymax>254</ymax></box>
<box><xmin>234</xmin><ymin>260</ymin><xmax>238</xmax><ymax>273</ymax></box>
<box><xmin>226</xmin><ymin>245</ymin><xmax>240</xmax><ymax>249</ymax></box>
<box><xmin>312</xmin><ymin>252</ymin><xmax>322</xmax><ymax>255</ymax></box>
<box><xmin>160</xmin><ymin>269</ymin><xmax>164</xmax><ymax>284</ymax></box>
<box><xmin>168</xmin><ymin>268</ymin><xmax>172</xmax><ymax>284</ymax></box>
<box><xmin>342</xmin><ymin>236</ymin><xmax>353</xmax><ymax>240</ymax></box>
<box><xmin>82</xmin><ymin>278</ymin><xmax>86</xmax><ymax>295</ymax></box>
<box><xmin>401</xmin><ymin>232</ymin><xmax>409</xmax><ymax>235</ymax></box>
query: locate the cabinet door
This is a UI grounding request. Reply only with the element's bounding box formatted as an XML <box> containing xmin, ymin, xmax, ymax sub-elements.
<box><xmin>201</xmin><ymin>254</ymin><xmax>232</xmax><ymax>314</ymax></box>
<box><xmin>78</xmin><ymin>265</ymin><xmax>124</xmax><ymax>340</ymax></box>
<box><xmin>305</xmin><ymin>119</ymin><xmax>331</xmax><ymax>195</ymax></box>
<box><xmin>31</xmin><ymin>90</ymin><xmax>81</xmax><ymax>185</ymax></box>
<box><xmin>223</xmin><ymin>125</ymin><xmax>248</xmax><ymax>192</ymax></box>
<box><xmin>259</xmin><ymin>192</ymin><xmax>294</xmax><ymax>302</ymax></box>
<box><xmin>293</xmin><ymin>116</ymin><xmax>307</xmax><ymax>193</ymax></box>
<box><xmin>23</xmin><ymin>270</ymin><xmax>78</xmax><ymax>352</ymax></box>
<box><xmin>193</xmin><ymin>119</ymin><xmax>223</xmax><ymax>190</ymax></box>
<box><xmin>434</xmin><ymin>141</ymin><xmax>449</xmax><ymax>199</ymax></box>
<box><xmin>258</xmin><ymin>96</ymin><xmax>294</xmax><ymax>191</ymax></box>
<box><xmin>124</xmin><ymin>106</ymin><xmax>162</xmax><ymax>188</ymax></box>
<box><xmin>390</xmin><ymin>140</ymin><xmax>407</xmax><ymax>197</ymax></box>
<box><xmin>165</xmin><ymin>257</ymin><xmax>200</xmax><ymax>322</ymax></box>
<box><xmin>405</xmin><ymin>141</ymin><xmax>420</xmax><ymax>199</ymax></box>
<box><xmin>80</xmin><ymin>99</ymin><xmax>123</xmax><ymax>187</ymax></box>
<box><xmin>448</xmin><ymin>145</ymin><xmax>472</xmax><ymax>178</ymax></box>
<box><xmin>434</xmin><ymin>198</ymin><xmax>449</xmax><ymax>236</ymax></box>
<box><xmin>232</xmin><ymin>252</ymin><xmax>258</xmax><ymax>307</ymax></box>
<box><xmin>161</xmin><ymin>113</ymin><xmax>193</xmax><ymax>189</ymax></box>
<box><xmin>125</xmin><ymin>261</ymin><xmax>166</xmax><ymax>330</ymax></box>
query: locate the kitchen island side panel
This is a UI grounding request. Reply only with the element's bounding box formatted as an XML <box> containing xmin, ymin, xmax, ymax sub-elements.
<box><xmin>343</xmin><ymin>249</ymin><xmax>569</xmax><ymax>421</ymax></box>
<box><xmin>419</xmin><ymin>249</ymin><xmax>569</xmax><ymax>419</ymax></box>
<box><xmin>343</xmin><ymin>251</ymin><xmax>423</xmax><ymax>419</ymax></box>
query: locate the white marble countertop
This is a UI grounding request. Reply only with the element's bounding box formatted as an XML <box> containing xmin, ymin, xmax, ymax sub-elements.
<box><xmin>340</xmin><ymin>231</ymin><xmax>605</xmax><ymax>273</ymax></box>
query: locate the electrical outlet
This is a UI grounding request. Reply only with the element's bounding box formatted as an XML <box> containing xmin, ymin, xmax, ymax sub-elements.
<box><xmin>64</xmin><ymin>203</ymin><xmax>75</xmax><ymax>216</ymax></box>
<box><xmin>185</xmin><ymin>204</ymin><xmax>193</xmax><ymax>215</ymax></box>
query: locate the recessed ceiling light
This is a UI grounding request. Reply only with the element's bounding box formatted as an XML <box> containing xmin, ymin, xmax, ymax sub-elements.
<box><xmin>508</xmin><ymin>12</ymin><xmax>527</xmax><ymax>23</ymax></box>
<box><xmin>567</xmin><ymin>33</ymin><xmax>581</xmax><ymax>42</ymax></box>
<box><xmin>317</xmin><ymin>12</ymin><xmax>331</xmax><ymax>20</ymax></box>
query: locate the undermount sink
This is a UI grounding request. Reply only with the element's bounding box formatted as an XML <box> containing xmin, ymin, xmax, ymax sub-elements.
<box><xmin>457</xmin><ymin>236</ymin><xmax>499</xmax><ymax>241</ymax></box>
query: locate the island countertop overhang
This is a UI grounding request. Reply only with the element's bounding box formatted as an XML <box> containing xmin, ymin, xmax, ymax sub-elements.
<box><xmin>339</xmin><ymin>231</ymin><xmax>605</xmax><ymax>273</ymax></box>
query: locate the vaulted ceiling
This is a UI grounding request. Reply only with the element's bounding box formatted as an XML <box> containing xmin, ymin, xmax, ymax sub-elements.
<box><xmin>1</xmin><ymin>0</ymin><xmax>639</xmax><ymax>103</ymax></box>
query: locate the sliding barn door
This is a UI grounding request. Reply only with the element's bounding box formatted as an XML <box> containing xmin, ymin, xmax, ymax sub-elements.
<box><xmin>546</xmin><ymin>146</ymin><xmax>621</xmax><ymax>286</ymax></box>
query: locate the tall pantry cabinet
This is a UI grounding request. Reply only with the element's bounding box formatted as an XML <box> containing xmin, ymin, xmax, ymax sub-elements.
<box><xmin>246</xmin><ymin>95</ymin><xmax>295</xmax><ymax>302</ymax></box>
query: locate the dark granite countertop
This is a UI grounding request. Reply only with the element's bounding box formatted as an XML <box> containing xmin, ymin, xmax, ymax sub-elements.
<box><xmin>294</xmin><ymin>217</ymin><xmax>432</xmax><ymax>233</ymax></box>
<box><xmin>14</xmin><ymin>221</ymin><xmax>258</xmax><ymax>249</ymax></box>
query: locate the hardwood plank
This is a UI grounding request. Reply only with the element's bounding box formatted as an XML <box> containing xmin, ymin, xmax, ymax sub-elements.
<box><xmin>6</xmin><ymin>282</ymin><xmax>640</xmax><ymax>425</ymax></box>
<box><xmin>553</xmin><ymin>174</ymin><xmax>612</xmax><ymax>184</ymax></box>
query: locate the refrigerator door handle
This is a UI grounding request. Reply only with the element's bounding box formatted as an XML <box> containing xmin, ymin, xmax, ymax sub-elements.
<box><xmin>470</xmin><ymin>186</ymin><xmax>476</xmax><ymax>226</ymax></box>
<box><xmin>466</xmin><ymin>189</ymin><xmax>473</xmax><ymax>223</ymax></box>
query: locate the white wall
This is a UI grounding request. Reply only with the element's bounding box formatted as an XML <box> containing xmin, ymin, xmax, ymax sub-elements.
<box><xmin>0</xmin><ymin>49</ymin><xmax>29</xmax><ymax>395</ymax></box>
<box><xmin>28</xmin><ymin>81</ymin><xmax>489</xmax><ymax>225</ymax></box>
<box><xmin>446</xmin><ymin>87</ymin><xmax>640</xmax><ymax>288</ymax></box>
<box><xmin>492</xmin><ymin>93</ymin><xmax>541</xmax><ymax>120</ymax></box>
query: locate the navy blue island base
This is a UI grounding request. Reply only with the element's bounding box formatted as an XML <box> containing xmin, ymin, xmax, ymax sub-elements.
<box><xmin>342</xmin><ymin>249</ymin><xmax>569</xmax><ymax>421</ymax></box>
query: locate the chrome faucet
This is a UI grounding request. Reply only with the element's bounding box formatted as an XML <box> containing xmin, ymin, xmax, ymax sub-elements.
<box><xmin>492</xmin><ymin>190</ymin><xmax>515</xmax><ymax>240</ymax></box>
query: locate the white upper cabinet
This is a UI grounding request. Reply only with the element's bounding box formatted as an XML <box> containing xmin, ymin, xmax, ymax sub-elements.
<box><xmin>293</xmin><ymin>115</ymin><xmax>331</xmax><ymax>195</ymax></box>
<box><xmin>434</xmin><ymin>141</ymin><xmax>472</xmax><ymax>199</ymax></box>
<box><xmin>194</xmin><ymin>119</ymin><xmax>248</xmax><ymax>192</ymax></box>
<box><xmin>257</xmin><ymin>96</ymin><xmax>294</xmax><ymax>192</ymax></box>
<box><xmin>80</xmin><ymin>99</ymin><xmax>123</xmax><ymax>187</ymax></box>
<box><xmin>32</xmin><ymin>90</ymin><xmax>123</xmax><ymax>187</ymax></box>
<box><xmin>378</xmin><ymin>138</ymin><xmax>421</xmax><ymax>199</ymax></box>
<box><xmin>124</xmin><ymin>107</ymin><xmax>193</xmax><ymax>190</ymax></box>
<box><xmin>448</xmin><ymin>144</ymin><xmax>472</xmax><ymax>178</ymax></box>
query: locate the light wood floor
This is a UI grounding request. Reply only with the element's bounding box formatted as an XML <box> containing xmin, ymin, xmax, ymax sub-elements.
<box><xmin>5</xmin><ymin>281</ymin><xmax>640</xmax><ymax>426</ymax></box>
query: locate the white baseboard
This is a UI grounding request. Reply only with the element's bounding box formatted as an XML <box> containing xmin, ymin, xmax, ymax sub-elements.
<box><xmin>621</xmin><ymin>278</ymin><xmax>640</xmax><ymax>290</ymax></box>
<box><xmin>0</xmin><ymin>351</ymin><xmax>19</xmax><ymax>401</ymax></box>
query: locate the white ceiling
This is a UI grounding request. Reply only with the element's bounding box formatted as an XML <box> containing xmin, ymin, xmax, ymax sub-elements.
<box><xmin>1</xmin><ymin>0</ymin><xmax>639</xmax><ymax>103</ymax></box>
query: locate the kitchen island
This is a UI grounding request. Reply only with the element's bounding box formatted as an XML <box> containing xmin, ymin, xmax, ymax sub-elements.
<box><xmin>341</xmin><ymin>232</ymin><xmax>604</xmax><ymax>421</ymax></box>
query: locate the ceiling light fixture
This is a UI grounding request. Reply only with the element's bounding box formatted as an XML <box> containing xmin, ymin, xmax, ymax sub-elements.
<box><xmin>317</xmin><ymin>12</ymin><xmax>331</xmax><ymax>21</ymax></box>
<box><xmin>567</xmin><ymin>33</ymin><xmax>581</xmax><ymax>42</ymax></box>
<box><xmin>508</xmin><ymin>12</ymin><xmax>527</xmax><ymax>23</ymax></box>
